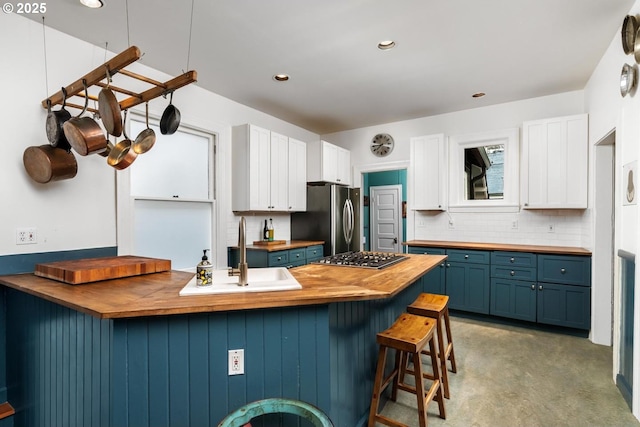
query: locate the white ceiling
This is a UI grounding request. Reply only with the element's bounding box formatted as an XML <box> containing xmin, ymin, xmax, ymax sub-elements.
<box><xmin>28</xmin><ymin>0</ymin><xmax>635</xmax><ymax>134</ymax></box>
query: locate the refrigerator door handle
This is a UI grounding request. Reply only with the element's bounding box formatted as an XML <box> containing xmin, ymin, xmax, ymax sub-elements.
<box><xmin>343</xmin><ymin>198</ymin><xmax>354</xmax><ymax>246</ymax></box>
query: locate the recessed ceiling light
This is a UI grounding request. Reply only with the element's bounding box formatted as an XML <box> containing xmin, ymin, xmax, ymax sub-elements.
<box><xmin>273</xmin><ymin>74</ymin><xmax>289</xmax><ymax>82</ymax></box>
<box><xmin>80</xmin><ymin>0</ymin><xmax>104</xmax><ymax>8</ymax></box>
<box><xmin>472</xmin><ymin>92</ymin><xmax>486</xmax><ymax>98</ymax></box>
<box><xmin>378</xmin><ymin>40</ymin><xmax>396</xmax><ymax>50</ymax></box>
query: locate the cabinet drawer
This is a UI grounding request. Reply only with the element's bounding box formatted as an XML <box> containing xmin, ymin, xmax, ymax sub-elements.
<box><xmin>446</xmin><ymin>249</ymin><xmax>490</xmax><ymax>264</ymax></box>
<box><xmin>268</xmin><ymin>251</ymin><xmax>289</xmax><ymax>266</ymax></box>
<box><xmin>491</xmin><ymin>265</ymin><xmax>537</xmax><ymax>281</ymax></box>
<box><xmin>289</xmin><ymin>249</ymin><xmax>306</xmax><ymax>263</ymax></box>
<box><xmin>306</xmin><ymin>245</ymin><xmax>324</xmax><ymax>260</ymax></box>
<box><xmin>408</xmin><ymin>246</ymin><xmax>446</xmax><ymax>256</ymax></box>
<box><xmin>538</xmin><ymin>255</ymin><xmax>591</xmax><ymax>287</ymax></box>
<box><xmin>491</xmin><ymin>251</ymin><xmax>536</xmax><ymax>268</ymax></box>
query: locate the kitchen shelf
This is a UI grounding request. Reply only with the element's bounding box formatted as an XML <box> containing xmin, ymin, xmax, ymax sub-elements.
<box><xmin>40</xmin><ymin>45</ymin><xmax>197</xmax><ymax>113</ymax></box>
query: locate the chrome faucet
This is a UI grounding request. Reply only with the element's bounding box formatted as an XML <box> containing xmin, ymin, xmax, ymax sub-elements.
<box><xmin>228</xmin><ymin>216</ymin><xmax>249</xmax><ymax>286</ymax></box>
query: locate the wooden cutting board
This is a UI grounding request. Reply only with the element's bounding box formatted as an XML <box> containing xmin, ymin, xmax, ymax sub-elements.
<box><xmin>34</xmin><ymin>255</ymin><xmax>171</xmax><ymax>285</ymax></box>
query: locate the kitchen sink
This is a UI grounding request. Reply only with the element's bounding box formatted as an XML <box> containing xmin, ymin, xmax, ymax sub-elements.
<box><xmin>179</xmin><ymin>267</ymin><xmax>302</xmax><ymax>295</ymax></box>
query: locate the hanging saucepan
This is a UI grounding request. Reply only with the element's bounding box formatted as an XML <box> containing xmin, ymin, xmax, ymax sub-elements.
<box><xmin>107</xmin><ymin>110</ymin><xmax>138</xmax><ymax>170</ymax></box>
<box><xmin>621</xmin><ymin>63</ymin><xmax>636</xmax><ymax>97</ymax></box>
<box><xmin>98</xmin><ymin>68</ymin><xmax>123</xmax><ymax>137</ymax></box>
<box><xmin>160</xmin><ymin>91</ymin><xmax>181</xmax><ymax>135</ymax></box>
<box><xmin>23</xmin><ymin>145</ymin><xmax>77</xmax><ymax>184</ymax></box>
<box><xmin>45</xmin><ymin>87</ymin><xmax>72</xmax><ymax>151</ymax></box>
<box><xmin>63</xmin><ymin>80</ymin><xmax>108</xmax><ymax>156</ymax></box>
<box><xmin>132</xmin><ymin>102</ymin><xmax>156</xmax><ymax>154</ymax></box>
<box><xmin>622</xmin><ymin>15</ymin><xmax>638</xmax><ymax>55</ymax></box>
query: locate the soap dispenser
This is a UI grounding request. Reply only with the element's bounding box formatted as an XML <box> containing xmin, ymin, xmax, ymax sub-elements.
<box><xmin>196</xmin><ymin>249</ymin><xmax>212</xmax><ymax>287</ymax></box>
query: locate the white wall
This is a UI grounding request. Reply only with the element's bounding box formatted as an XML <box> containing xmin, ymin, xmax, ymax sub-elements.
<box><xmin>322</xmin><ymin>91</ymin><xmax>589</xmax><ymax>247</ymax></box>
<box><xmin>584</xmin><ymin>0</ymin><xmax>640</xmax><ymax>419</ymax></box>
<box><xmin>0</xmin><ymin>14</ymin><xmax>318</xmax><ymax>269</ymax></box>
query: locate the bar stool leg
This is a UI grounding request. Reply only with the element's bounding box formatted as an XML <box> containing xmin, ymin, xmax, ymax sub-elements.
<box><xmin>368</xmin><ymin>346</ymin><xmax>388</xmax><ymax>427</ymax></box>
<box><xmin>435</xmin><ymin>316</ymin><xmax>451</xmax><ymax>399</ymax></box>
<box><xmin>444</xmin><ymin>307</ymin><xmax>457</xmax><ymax>373</ymax></box>
<box><xmin>428</xmin><ymin>336</ymin><xmax>446</xmax><ymax>419</ymax></box>
<box><xmin>413</xmin><ymin>351</ymin><xmax>428</xmax><ymax>427</ymax></box>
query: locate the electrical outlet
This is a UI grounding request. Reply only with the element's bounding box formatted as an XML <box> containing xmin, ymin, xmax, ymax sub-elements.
<box><xmin>547</xmin><ymin>224</ymin><xmax>555</xmax><ymax>233</ymax></box>
<box><xmin>228</xmin><ymin>349</ymin><xmax>244</xmax><ymax>375</ymax></box>
<box><xmin>16</xmin><ymin>228</ymin><xmax>37</xmax><ymax>245</ymax></box>
<box><xmin>511</xmin><ymin>220</ymin><xmax>518</xmax><ymax>230</ymax></box>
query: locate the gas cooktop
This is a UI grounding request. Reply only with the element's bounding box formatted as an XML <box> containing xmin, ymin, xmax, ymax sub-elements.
<box><xmin>312</xmin><ymin>251</ymin><xmax>407</xmax><ymax>269</ymax></box>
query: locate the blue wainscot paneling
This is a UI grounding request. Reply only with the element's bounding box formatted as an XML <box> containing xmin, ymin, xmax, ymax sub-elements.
<box><xmin>2</xmin><ymin>247</ymin><xmax>428</xmax><ymax>427</ymax></box>
<box><xmin>0</xmin><ymin>247</ymin><xmax>117</xmax><ymax>427</ymax></box>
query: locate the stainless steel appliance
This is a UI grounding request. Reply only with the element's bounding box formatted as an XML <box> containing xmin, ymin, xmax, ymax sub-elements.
<box><xmin>312</xmin><ymin>251</ymin><xmax>406</xmax><ymax>269</ymax></box>
<box><xmin>291</xmin><ymin>184</ymin><xmax>360</xmax><ymax>256</ymax></box>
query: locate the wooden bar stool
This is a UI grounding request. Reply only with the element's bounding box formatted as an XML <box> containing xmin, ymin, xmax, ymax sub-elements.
<box><xmin>407</xmin><ymin>293</ymin><xmax>457</xmax><ymax>399</ymax></box>
<box><xmin>368</xmin><ymin>313</ymin><xmax>446</xmax><ymax>427</ymax></box>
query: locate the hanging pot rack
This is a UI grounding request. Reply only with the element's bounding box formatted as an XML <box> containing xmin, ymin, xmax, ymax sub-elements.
<box><xmin>40</xmin><ymin>45</ymin><xmax>197</xmax><ymax>114</ymax></box>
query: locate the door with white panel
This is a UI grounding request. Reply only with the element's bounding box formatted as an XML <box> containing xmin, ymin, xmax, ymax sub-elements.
<box><xmin>370</xmin><ymin>185</ymin><xmax>402</xmax><ymax>253</ymax></box>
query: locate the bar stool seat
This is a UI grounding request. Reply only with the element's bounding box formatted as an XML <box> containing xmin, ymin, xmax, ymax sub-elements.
<box><xmin>407</xmin><ymin>293</ymin><xmax>457</xmax><ymax>399</ymax></box>
<box><xmin>368</xmin><ymin>313</ymin><xmax>445</xmax><ymax>427</ymax></box>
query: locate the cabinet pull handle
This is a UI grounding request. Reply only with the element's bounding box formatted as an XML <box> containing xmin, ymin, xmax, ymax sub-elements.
<box><xmin>560</xmin><ymin>268</ymin><xmax>566</xmax><ymax>274</ymax></box>
<box><xmin>464</xmin><ymin>254</ymin><xmax>469</xmax><ymax>259</ymax></box>
<box><xmin>539</xmin><ymin>285</ymin><xmax>543</xmax><ymax>291</ymax></box>
<box><xmin>510</xmin><ymin>257</ymin><xmax>515</xmax><ymax>263</ymax></box>
<box><xmin>531</xmin><ymin>284</ymin><xmax>535</xmax><ymax>290</ymax></box>
<box><xmin>510</xmin><ymin>271</ymin><xmax>515</xmax><ymax>276</ymax></box>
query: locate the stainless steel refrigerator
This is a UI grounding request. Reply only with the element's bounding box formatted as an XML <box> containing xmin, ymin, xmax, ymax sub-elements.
<box><xmin>291</xmin><ymin>184</ymin><xmax>360</xmax><ymax>256</ymax></box>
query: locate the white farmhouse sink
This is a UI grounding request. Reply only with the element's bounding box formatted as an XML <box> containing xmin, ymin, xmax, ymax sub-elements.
<box><xmin>179</xmin><ymin>267</ymin><xmax>302</xmax><ymax>295</ymax></box>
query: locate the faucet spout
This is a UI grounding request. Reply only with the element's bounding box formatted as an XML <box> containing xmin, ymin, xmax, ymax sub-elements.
<box><xmin>228</xmin><ymin>216</ymin><xmax>249</xmax><ymax>286</ymax></box>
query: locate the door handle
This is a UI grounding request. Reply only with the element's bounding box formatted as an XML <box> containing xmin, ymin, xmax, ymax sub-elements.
<box><xmin>393</xmin><ymin>237</ymin><xmax>398</xmax><ymax>244</ymax></box>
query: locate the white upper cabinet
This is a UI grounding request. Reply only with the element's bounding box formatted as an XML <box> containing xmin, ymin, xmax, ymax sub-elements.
<box><xmin>232</xmin><ymin>124</ymin><xmax>307</xmax><ymax>212</ymax></box>
<box><xmin>521</xmin><ymin>114</ymin><xmax>588</xmax><ymax>209</ymax></box>
<box><xmin>307</xmin><ymin>140</ymin><xmax>351</xmax><ymax>185</ymax></box>
<box><xmin>288</xmin><ymin>137</ymin><xmax>307</xmax><ymax>211</ymax></box>
<box><xmin>409</xmin><ymin>133</ymin><xmax>446</xmax><ymax>210</ymax></box>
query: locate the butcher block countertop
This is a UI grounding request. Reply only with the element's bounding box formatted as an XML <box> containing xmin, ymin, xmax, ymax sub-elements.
<box><xmin>0</xmin><ymin>253</ymin><xmax>444</xmax><ymax>319</ymax></box>
<box><xmin>404</xmin><ymin>240</ymin><xmax>591</xmax><ymax>256</ymax></box>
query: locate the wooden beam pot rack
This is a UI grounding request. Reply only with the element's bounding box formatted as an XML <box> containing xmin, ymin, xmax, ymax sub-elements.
<box><xmin>40</xmin><ymin>45</ymin><xmax>197</xmax><ymax>113</ymax></box>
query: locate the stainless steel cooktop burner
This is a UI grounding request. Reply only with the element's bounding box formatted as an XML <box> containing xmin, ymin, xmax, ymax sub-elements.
<box><xmin>312</xmin><ymin>251</ymin><xmax>407</xmax><ymax>269</ymax></box>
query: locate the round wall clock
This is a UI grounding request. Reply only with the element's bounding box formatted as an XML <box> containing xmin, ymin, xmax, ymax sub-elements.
<box><xmin>370</xmin><ymin>133</ymin><xmax>394</xmax><ymax>157</ymax></box>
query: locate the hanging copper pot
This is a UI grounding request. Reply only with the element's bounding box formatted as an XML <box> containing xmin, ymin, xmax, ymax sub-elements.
<box><xmin>98</xmin><ymin>68</ymin><xmax>123</xmax><ymax>137</ymax></box>
<box><xmin>23</xmin><ymin>145</ymin><xmax>77</xmax><ymax>183</ymax></box>
<box><xmin>107</xmin><ymin>110</ymin><xmax>137</xmax><ymax>170</ymax></box>
<box><xmin>63</xmin><ymin>79</ymin><xmax>107</xmax><ymax>156</ymax></box>
<box><xmin>45</xmin><ymin>88</ymin><xmax>72</xmax><ymax>150</ymax></box>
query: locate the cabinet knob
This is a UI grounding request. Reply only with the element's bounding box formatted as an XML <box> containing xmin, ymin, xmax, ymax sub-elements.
<box><xmin>539</xmin><ymin>285</ymin><xmax>543</xmax><ymax>291</ymax></box>
<box><xmin>446</xmin><ymin>263</ymin><xmax>451</xmax><ymax>268</ymax></box>
<box><xmin>510</xmin><ymin>257</ymin><xmax>515</xmax><ymax>263</ymax></box>
<box><xmin>524</xmin><ymin>203</ymin><xmax>529</xmax><ymax>206</ymax></box>
<box><xmin>277</xmin><ymin>257</ymin><xmax>282</xmax><ymax>261</ymax></box>
<box><xmin>464</xmin><ymin>254</ymin><xmax>469</xmax><ymax>259</ymax></box>
<box><xmin>289</xmin><ymin>206</ymin><xmax>292</xmax><ymax>209</ymax></box>
<box><xmin>440</xmin><ymin>263</ymin><xmax>445</xmax><ymax>268</ymax></box>
<box><xmin>438</xmin><ymin>205</ymin><xmax>442</xmax><ymax>208</ymax></box>
<box><xmin>531</xmin><ymin>284</ymin><xmax>535</xmax><ymax>290</ymax></box>
<box><xmin>296</xmin><ymin>254</ymin><xmax>300</xmax><ymax>258</ymax></box>
<box><xmin>510</xmin><ymin>271</ymin><xmax>515</xmax><ymax>276</ymax></box>
<box><xmin>560</xmin><ymin>268</ymin><xmax>566</xmax><ymax>274</ymax></box>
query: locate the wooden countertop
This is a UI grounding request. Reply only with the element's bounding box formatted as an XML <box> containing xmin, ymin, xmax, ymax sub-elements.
<box><xmin>232</xmin><ymin>240</ymin><xmax>325</xmax><ymax>252</ymax></box>
<box><xmin>404</xmin><ymin>240</ymin><xmax>591</xmax><ymax>256</ymax></box>
<box><xmin>0</xmin><ymin>253</ymin><xmax>445</xmax><ymax>319</ymax></box>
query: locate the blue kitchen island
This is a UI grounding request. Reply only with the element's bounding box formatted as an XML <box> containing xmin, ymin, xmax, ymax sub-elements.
<box><xmin>0</xmin><ymin>253</ymin><xmax>444</xmax><ymax>427</ymax></box>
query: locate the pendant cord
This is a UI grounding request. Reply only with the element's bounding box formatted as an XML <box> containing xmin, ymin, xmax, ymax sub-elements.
<box><xmin>125</xmin><ymin>0</ymin><xmax>131</xmax><ymax>47</ymax></box>
<box><xmin>104</xmin><ymin>41</ymin><xmax>108</xmax><ymax>63</ymax></box>
<box><xmin>186</xmin><ymin>0</ymin><xmax>195</xmax><ymax>71</ymax></box>
<box><xmin>41</xmin><ymin>16</ymin><xmax>49</xmax><ymax>97</ymax></box>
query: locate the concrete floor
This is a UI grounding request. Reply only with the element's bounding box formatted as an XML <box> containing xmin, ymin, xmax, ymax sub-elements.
<box><xmin>378</xmin><ymin>315</ymin><xmax>639</xmax><ymax>427</ymax></box>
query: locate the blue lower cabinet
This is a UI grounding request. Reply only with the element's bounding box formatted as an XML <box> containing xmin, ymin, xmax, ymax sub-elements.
<box><xmin>490</xmin><ymin>278</ymin><xmax>537</xmax><ymax>322</ymax></box>
<box><xmin>231</xmin><ymin>245</ymin><xmax>323</xmax><ymax>268</ymax></box>
<box><xmin>537</xmin><ymin>282</ymin><xmax>591</xmax><ymax>329</ymax></box>
<box><xmin>446</xmin><ymin>262</ymin><xmax>490</xmax><ymax>314</ymax></box>
<box><xmin>408</xmin><ymin>247</ymin><xmax>446</xmax><ymax>294</ymax></box>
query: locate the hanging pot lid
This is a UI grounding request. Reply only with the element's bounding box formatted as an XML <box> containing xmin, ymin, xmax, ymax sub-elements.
<box><xmin>623</xmin><ymin>15</ymin><xmax>638</xmax><ymax>55</ymax></box>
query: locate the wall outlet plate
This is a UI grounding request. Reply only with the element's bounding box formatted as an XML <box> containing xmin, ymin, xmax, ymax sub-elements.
<box><xmin>16</xmin><ymin>227</ymin><xmax>37</xmax><ymax>245</ymax></box>
<box><xmin>228</xmin><ymin>349</ymin><xmax>244</xmax><ymax>375</ymax></box>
